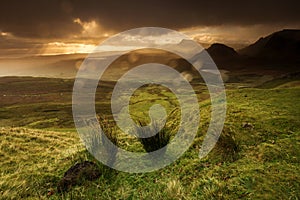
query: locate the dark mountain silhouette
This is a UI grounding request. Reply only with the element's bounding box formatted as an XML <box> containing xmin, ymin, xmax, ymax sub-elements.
<box><xmin>205</xmin><ymin>43</ymin><xmax>240</xmax><ymax>70</ymax></box>
<box><xmin>207</xmin><ymin>43</ymin><xmax>239</xmax><ymax>59</ymax></box>
<box><xmin>204</xmin><ymin>29</ymin><xmax>300</xmax><ymax>72</ymax></box>
<box><xmin>239</xmin><ymin>29</ymin><xmax>300</xmax><ymax>61</ymax></box>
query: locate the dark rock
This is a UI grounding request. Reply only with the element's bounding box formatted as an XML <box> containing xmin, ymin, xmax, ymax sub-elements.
<box><xmin>57</xmin><ymin>161</ymin><xmax>101</xmax><ymax>193</ymax></box>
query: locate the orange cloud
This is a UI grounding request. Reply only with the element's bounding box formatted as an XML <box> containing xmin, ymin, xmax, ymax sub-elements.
<box><xmin>73</xmin><ymin>18</ymin><xmax>110</xmax><ymax>38</ymax></box>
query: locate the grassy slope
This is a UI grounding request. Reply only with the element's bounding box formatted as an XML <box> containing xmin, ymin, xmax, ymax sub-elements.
<box><xmin>0</xmin><ymin>77</ymin><xmax>299</xmax><ymax>199</ymax></box>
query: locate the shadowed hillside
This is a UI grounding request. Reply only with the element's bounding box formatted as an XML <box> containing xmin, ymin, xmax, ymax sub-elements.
<box><xmin>239</xmin><ymin>29</ymin><xmax>300</xmax><ymax>61</ymax></box>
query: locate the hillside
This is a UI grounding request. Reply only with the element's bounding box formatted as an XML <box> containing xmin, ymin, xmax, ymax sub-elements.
<box><xmin>0</xmin><ymin>54</ymin><xmax>86</xmax><ymax>78</ymax></box>
<box><xmin>0</xmin><ymin>76</ymin><xmax>299</xmax><ymax>199</ymax></box>
<box><xmin>204</xmin><ymin>30</ymin><xmax>300</xmax><ymax>74</ymax></box>
<box><xmin>239</xmin><ymin>29</ymin><xmax>300</xmax><ymax>61</ymax></box>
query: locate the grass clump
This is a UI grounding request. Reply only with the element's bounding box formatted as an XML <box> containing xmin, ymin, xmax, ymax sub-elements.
<box><xmin>134</xmin><ymin>120</ymin><xmax>172</xmax><ymax>152</ymax></box>
<box><xmin>92</xmin><ymin>115</ymin><xmax>119</xmax><ymax>166</ymax></box>
<box><xmin>213</xmin><ymin>130</ymin><xmax>240</xmax><ymax>163</ymax></box>
<box><xmin>97</xmin><ymin>115</ymin><xmax>118</xmax><ymax>146</ymax></box>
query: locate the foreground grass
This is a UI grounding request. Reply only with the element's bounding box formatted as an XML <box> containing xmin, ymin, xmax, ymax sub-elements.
<box><xmin>0</xmin><ymin>85</ymin><xmax>299</xmax><ymax>199</ymax></box>
<box><xmin>0</xmin><ymin>128</ymin><xmax>83</xmax><ymax>199</ymax></box>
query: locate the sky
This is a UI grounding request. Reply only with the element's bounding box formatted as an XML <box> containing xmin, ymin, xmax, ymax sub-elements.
<box><xmin>0</xmin><ymin>0</ymin><xmax>299</xmax><ymax>57</ymax></box>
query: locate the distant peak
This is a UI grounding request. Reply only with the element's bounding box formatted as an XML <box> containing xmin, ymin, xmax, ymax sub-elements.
<box><xmin>210</xmin><ymin>43</ymin><xmax>229</xmax><ymax>47</ymax></box>
<box><xmin>208</xmin><ymin>43</ymin><xmax>236</xmax><ymax>52</ymax></box>
<box><xmin>207</xmin><ymin>43</ymin><xmax>238</xmax><ymax>59</ymax></box>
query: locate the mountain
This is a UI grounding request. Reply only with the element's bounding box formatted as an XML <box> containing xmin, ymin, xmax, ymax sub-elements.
<box><xmin>204</xmin><ymin>30</ymin><xmax>300</xmax><ymax>72</ymax></box>
<box><xmin>239</xmin><ymin>29</ymin><xmax>300</xmax><ymax>61</ymax></box>
<box><xmin>205</xmin><ymin>43</ymin><xmax>240</xmax><ymax>70</ymax></box>
<box><xmin>207</xmin><ymin>43</ymin><xmax>239</xmax><ymax>59</ymax></box>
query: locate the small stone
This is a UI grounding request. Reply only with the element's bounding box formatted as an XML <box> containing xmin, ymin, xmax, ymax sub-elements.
<box><xmin>242</xmin><ymin>122</ymin><xmax>254</xmax><ymax>129</ymax></box>
<box><xmin>47</xmin><ymin>188</ymin><xmax>55</xmax><ymax>196</ymax></box>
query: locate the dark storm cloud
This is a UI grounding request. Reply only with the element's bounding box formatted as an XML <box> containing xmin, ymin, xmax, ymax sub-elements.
<box><xmin>0</xmin><ymin>0</ymin><xmax>299</xmax><ymax>39</ymax></box>
<box><xmin>0</xmin><ymin>0</ymin><xmax>81</xmax><ymax>38</ymax></box>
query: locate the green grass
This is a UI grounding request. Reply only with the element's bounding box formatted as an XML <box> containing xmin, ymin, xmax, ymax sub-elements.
<box><xmin>0</xmin><ymin>127</ymin><xmax>83</xmax><ymax>199</ymax></box>
<box><xmin>0</xmin><ymin>77</ymin><xmax>299</xmax><ymax>199</ymax></box>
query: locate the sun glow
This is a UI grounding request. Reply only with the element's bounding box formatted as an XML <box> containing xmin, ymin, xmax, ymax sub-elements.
<box><xmin>0</xmin><ymin>31</ymin><xmax>12</xmax><ymax>37</ymax></box>
<box><xmin>40</xmin><ymin>42</ymin><xmax>97</xmax><ymax>55</ymax></box>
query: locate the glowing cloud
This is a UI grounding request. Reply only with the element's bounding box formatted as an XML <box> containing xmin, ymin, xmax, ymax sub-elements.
<box><xmin>40</xmin><ymin>42</ymin><xmax>96</xmax><ymax>55</ymax></box>
<box><xmin>73</xmin><ymin>18</ymin><xmax>109</xmax><ymax>38</ymax></box>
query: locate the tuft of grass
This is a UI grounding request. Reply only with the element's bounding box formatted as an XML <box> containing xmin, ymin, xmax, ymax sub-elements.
<box><xmin>134</xmin><ymin>120</ymin><xmax>172</xmax><ymax>152</ymax></box>
<box><xmin>97</xmin><ymin>115</ymin><xmax>118</xmax><ymax>147</ymax></box>
<box><xmin>89</xmin><ymin>115</ymin><xmax>119</xmax><ymax>166</ymax></box>
<box><xmin>212</xmin><ymin>130</ymin><xmax>240</xmax><ymax>163</ymax></box>
<box><xmin>165</xmin><ymin>178</ymin><xmax>184</xmax><ymax>199</ymax></box>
